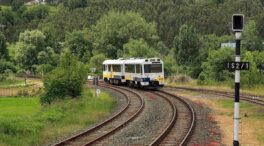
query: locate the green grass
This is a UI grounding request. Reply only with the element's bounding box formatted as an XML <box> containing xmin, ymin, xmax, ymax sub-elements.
<box><xmin>217</xmin><ymin>99</ymin><xmax>253</xmax><ymax>109</ymax></box>
<box><xmin>217</xmin><ymin>99</ymin><xmax>264</xmax><ymax>119</ymax></box>
<box><xmin>0</xmin><ymin>86</ymin><xmax>116</xmax><ymax>146</ymax></box>
<box><xmin>257</xmin><ymin>131</ymin><xmax>264</xmax><ymax>143</ymax></box>
<box><xmin>0</xmin><ymin>78</ymin><xmax>25</xmax><ymax>87</ymax></box>
<box><xmin>0</xmin><ymin>97</ymin><xmax>39</xmax><ymax>118</ymax></box>
<box><xmin>216</xmin><ymin>98</ymin><xmax>264</xmax><ymax>144</ymax></box>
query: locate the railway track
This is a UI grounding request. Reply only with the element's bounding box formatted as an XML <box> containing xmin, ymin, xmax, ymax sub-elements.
<box><xmin>53</xmin><ymin>83</ymin><xmax>144</xmax><ymax>146</ymax></box>
<box><xmin>149</xmin><ymin>90</ymin><xmax>196</xmax><ymax>146</ymax></box>
<box><xmin>165</xmin><ymin>86</ymin><xmax>264</xmax><ymax>106</ymax></box>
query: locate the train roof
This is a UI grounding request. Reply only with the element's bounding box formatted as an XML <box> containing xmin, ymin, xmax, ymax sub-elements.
<box><xmin>103</xmin><ymin>58</ymin><xmax>162</xmax><ymax>65</ymax></box>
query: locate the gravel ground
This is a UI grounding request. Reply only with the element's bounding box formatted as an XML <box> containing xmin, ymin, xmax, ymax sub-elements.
<box><xmin>97</xmin><ymin>89</ymin><xmax>173</xmax><ymax>146</ymax></box>
<box><xmin>163</xmin><ymin>88</ymin><xmax>224</xmax><ymax>146</ymax></box>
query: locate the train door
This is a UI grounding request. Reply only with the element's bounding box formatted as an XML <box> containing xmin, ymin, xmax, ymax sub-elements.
<box><xmin>109</xmin><ymin>65</ymin><xmax>113</xmax><ymax>79</ymax></box>
<box><xmin>136</xmin><ymin>64</ymin><xmax>142</xmax><ymax>78</ymax></box>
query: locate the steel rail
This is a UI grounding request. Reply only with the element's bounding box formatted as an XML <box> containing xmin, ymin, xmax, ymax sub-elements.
<box><xmin>53</xmin><ymin>83</ymin><xmax>144</xmax><ymax>146</ymax></box>
<box><xmin>149</xmin><ymin>90</ymin><xmax>196</xmax><ymax>146</ymax></box>
<box><xmin>82</xmin><ymin>84</ymin><xmax>145</xmax><ymax>146</ymax></box>
<box><xmin>165</xmin><ymin>86</ymin><xmax>264</xmax><ymax>106</ymax></box>
<box><xmin>148</xmin><ymin>92</ymin><xmax>177</xmax><ymax>146</ymax></box>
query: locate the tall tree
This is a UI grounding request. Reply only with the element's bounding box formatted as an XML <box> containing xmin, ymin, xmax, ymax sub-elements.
<box><xmin>63</xmin><ymin>0</ymin><xmax>87</xmax><ymax>10</ymax></box>
<box><xmin>89</xmin><ymin>53</ymin><xmax>106</xmax><ymax>73</ymax></box>
<box><xmin>121</xmin><ymin>38</ymin><xmax>157</xmax><ymax>58</ymax></box>
<box><xmin>0</xmin><ymin>32</ymin><xmax>8</xmax><ymax>60</ymax></box>
<box><xmin>64</xmin><ymin>30</ymin><xmax>92</xmax><ymax>62</ymax></box>
<box><xmin>242</xmin><ymin>20</ymin><xmax>263</xmax><ymax>51</ymax></box>
<box><xmin>11</xmin><ymin>0</ymin><xmax>24</xmax><ymax>12</ymax></box>
<box><xmin>91</xmin><ymin>11</ymin><xmax>157</xmax><ymax>58</ymax></box>
<box><xmin>15</xmin><ymin>30</ymin><xmax>47</xmax><ymax>71</ymax></box>
<box><xmin>174</xmin><ymin>24</ymin><xmax>201</xmax><ymax>66</ymax></box>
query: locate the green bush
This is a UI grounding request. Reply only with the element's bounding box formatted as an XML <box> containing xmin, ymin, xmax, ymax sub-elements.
<box><xmin>41</xmin><ymin>52</ymin><xmax>86</xmax><ymax>104</ymax></box>
<box><xmin>0</xmin><ymin>60</ymin><xmax>17</xmax><ymax>74</ymax></box>
<box><xmin>22</xmin><ymin>5</ymin><xmax>49</xmax><ymax>21</ymax></box>
<box><xmin>240</xmin><ymin>51</ymin><xmax>264</xmax><ymax>88</ymax></box>
<box><xmin>0</xmin><ymin>119</ymin><xmax>43</xmax><ymax>136</ymax></box>
<box><xmin>0</xmin><ymin>74</ymin><xmax>7</xmax><ymax>81</ymax></box>
<box><xmin>36</xmin><ymin>64</ymin><xmax>55</xmax><ymax>76</ymax></box>
<box><xmin>198</xmin><ymin>47</ymin><xmax>234</xmax><ymax>84</ymax></box>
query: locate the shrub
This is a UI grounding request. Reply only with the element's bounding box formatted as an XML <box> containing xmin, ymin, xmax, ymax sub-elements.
<box><xmin>0</xmin><ymin>60</ymin><xmax>17</xmax><ymax>74</ymax></box>
<box><xmin>198</xmin><ymin>47</ymin><xmax>234</xmax><ymax>84</ymax></box>
<box><xmin>36</xmin><ymin>64</ymin><xmax>55</xmax><ymax>76</ymax></box>
<box><xmin>22</xmin><ymin>5</ymin><xmax>49</xmax><ymax>21</ymax></box>
<box><xmin>41</xmin><ymin>52</ymin><xmax>86</xmax><ymax>104</ymax></box>
<box><xmin>0</xmin><ymin>74</ymin><xmax>7</xmax><ymax>81</ymax></box>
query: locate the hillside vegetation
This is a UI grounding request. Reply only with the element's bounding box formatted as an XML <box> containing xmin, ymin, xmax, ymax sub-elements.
<box><xmin>0</xmin><ymin>0</ymin><xmax>263</xmax><ymax>89</ymax></box>
<box><xmin>0</xmin><ymin>87</ymin><xmax>116</xmax><ymax>146</ymax></box>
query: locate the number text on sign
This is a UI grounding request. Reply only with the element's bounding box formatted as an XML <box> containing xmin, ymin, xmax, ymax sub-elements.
<box><xmin>227</xmin><ymin>62</ymin><xmax>250</xmax><ymax>70</ymax></box>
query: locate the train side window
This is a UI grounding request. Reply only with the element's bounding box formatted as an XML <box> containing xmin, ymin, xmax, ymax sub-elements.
<box><xmin>113</xmin><ymin>65</ymin><xmax>121</xmax><ymax>72</ymax></box>
<box><xmin>136</xmin><ymin>64</ymin><xmax>141</xmax><ymax>73</ymax></box>
<box><xmin>144</xmin><ymin>64</ymin><xmax>162</xmax><ymax>73</ymax></box>
<box><xmin>125</xmin><ymin>65</ymin><xmax>129</xmax><ymax>72</ymax></box>
<box><xmin>125</xmin><ymin>64</ymin><xmax>135</xmax><ymax>73</ymax></box>
<box><xmin>106</xmin><ymin>65</ymin><xmax>109</xmax><ymax>71</ymax></box>
<box><xmin>109</xmin><ymin>65</ymin><xmax>112</xmax><ymax>71</ymax></box>
<box><xmin>144</xmin><ymin>64</ymin><xmax>151</xmax><ymax>73</ymax></box>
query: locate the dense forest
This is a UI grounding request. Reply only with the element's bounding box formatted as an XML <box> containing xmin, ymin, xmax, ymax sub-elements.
<box><xmin>0</xmin><ymin>0</ymin><xmax>264</xmax><ymax>95</ymax></box>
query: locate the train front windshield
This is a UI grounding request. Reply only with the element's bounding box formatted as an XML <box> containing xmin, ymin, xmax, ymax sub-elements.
<box><xmin>144</xmin><ymin>64</ymin><xmax>162</xmax><ymax>73</ymax></box>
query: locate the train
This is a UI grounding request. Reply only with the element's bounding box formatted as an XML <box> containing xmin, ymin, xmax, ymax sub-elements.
<box><xmin>102</xmin><ymin>58</ymin><xmax>164</xmax><ymax>88</ymax></box>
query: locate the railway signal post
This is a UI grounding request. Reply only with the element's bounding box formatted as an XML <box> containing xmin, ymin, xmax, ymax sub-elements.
<box><xmin>232</xmin><ymin>14</ymin><xmax>244</xmax><ymax>146</ymax></box>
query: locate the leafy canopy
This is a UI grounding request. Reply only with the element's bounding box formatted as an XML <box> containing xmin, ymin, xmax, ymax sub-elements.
<box><xmin>15</xmin><ymin>30</ymin><xmax>57</xmax><ymax>72</ymax></box>
<box><xmin>0</xmin><ymin>32</ymin><xmax>8</xmax><ymax>60</ymax></box>
<box><xmin>174</xmin><ymin>24</ymin><xmax>201</xmax><ymax>66</ymax></box>
<box><xmin>91</xmin><ymin>11</ymin><xmax>157</xmax><ymax>58</ymax></box>
<box><xmin>242</xmin><ymin>20</ymin><xmax>263</xmax><ymax>51</ymax></box>
<box><xmin>64</xmin><ymin>30</ymin><xmax>92</xmax><ymax>62</ymax></box>
<box><xmin>121</xmin><ymin>38</ymin><xmax>157</xmax><ymax>58</ymax></box>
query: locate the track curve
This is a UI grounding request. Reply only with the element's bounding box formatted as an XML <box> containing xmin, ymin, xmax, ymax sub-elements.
<box><xmin>53</xmin><ymin>83</ymin><xmax>144</xmax><ymax>146</ymax></box>
<box><xmin>149</xmin><ymin>90</ymin><xmax>196</xmax><ymax>146</ymax></box>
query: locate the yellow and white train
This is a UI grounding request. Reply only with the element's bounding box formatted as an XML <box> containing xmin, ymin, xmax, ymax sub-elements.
<box><xmin>102</xmin><ymin>58</ymin><xmax>164</xmax><ymax>88</ymax></box>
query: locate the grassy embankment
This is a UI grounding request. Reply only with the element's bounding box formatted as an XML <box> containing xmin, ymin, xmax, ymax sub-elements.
<box><xmin>175</xmin><ymin>90</ymin><xmax>264</xmax><ymax>145</ymax></box>
<box><xmin>0</xmin><ymin>86</ymin><xmax>116</xmax><ymax>146</ymax></box>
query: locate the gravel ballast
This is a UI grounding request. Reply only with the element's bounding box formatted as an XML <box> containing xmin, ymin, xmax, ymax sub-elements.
<box><xmin>98</xmin><ymin>89</ymin><xmax>173</xmax><ymax>146</ymax></box>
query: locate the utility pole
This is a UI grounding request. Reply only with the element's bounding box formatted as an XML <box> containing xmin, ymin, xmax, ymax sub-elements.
<box><xmin>231</xmin><ymin>14</ymin><xmax>244</xmax><ymax>146</ymax></box>
<box><xmin>233</xmin><ymin>31</ymin><xmax>241</xmax><ymax>146</ymax></box>
<box><xmin>227</xmin><ymin>15</ymin><xmax>249</xmax><ymax>145</ymax></box>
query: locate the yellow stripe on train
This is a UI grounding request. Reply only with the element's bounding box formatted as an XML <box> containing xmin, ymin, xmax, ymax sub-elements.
<box><xmin>125</xmin><ymin>75</ymin><xmax>132</xmax><ymax>81</ymax></box>
<box><xmin>103</xmin><ymin>72</ymin><xmax>111</xmax><ymax>79</ymax></box>
<box><xmin>155</xmin><ymin>76</ymin><xmax>164</xmax><ymax>83</ymax></box>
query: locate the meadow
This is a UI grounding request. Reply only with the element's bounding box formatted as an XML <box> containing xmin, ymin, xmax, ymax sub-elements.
<box><xmin>0</xmin><ymin>86</ymin><xmax>116</xmax><ymax>146</ymax></box>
